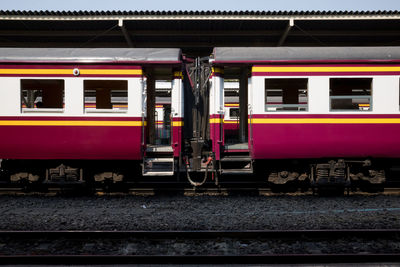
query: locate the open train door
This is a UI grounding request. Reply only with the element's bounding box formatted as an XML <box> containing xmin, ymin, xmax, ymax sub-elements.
<box><xmin>142</xmin><ymin>69</ymin><xmax>183</xmax><ymax>176</ymax></box>
<box><xmin>210</xmin><ymin>49</ymin><xmax>253</xmax><ymax>175</ymax></box>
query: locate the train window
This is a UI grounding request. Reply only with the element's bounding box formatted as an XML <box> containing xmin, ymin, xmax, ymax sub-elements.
<box><xmin>229</xmin><ymin>108</ymin><xmax>239</xmax><ymax>119</ymax></box>
<box><xmin>224</xmin><ymin>81</ymin><xmax>239</xmax><ymax>119</ymax></box>
<box><xmin>265</xmin><ymin>78</ymin><xmax>308</xmax><ymax>112</ymax></box>
<box><xmin>84</xmin><ymin>80</ymin><xmax>128</xmax><ymax>113</ymax></box>
<box><xmin>21</xmin><ymin>79</ymin><xmax>64</xmax><ymax>112</ymax></box>
<box><xmin>330</xmin><ymin>78</ymin><xmax>372</xmax><ymax>111</ymax></box>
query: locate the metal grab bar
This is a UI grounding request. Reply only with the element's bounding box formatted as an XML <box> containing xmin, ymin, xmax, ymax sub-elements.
<box><xmin>170</xmin><ymin>112</ymin><xmax>173</xmax><ymax>147</ymax></box>
<box><xmin>218</xmin><ymin>111</ymin><xmax>224</xmax><ymax>144</ymax></box>
<box><xmin>154</xmin><ymin>110</ymin><xmax>159</xmax><ymax>144</ymax></box>
<box><xmin>248</xmin><ymin>104</ymin><xmax>253</xmax><ymax>153</ymax></box>
<box><xmin>141</xmin><ymin>79</ymin><xmax>147</xmax><ymax>149</ymax></box>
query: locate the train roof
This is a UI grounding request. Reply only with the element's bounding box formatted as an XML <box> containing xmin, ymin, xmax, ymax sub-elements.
<box><xmin>212</xmin><ymin>47</ymin><xmax>400</xmax><ymax>64</ymax></box>
<box><xmin>0</xmin><ymin>48</ymin><xmax>182</xmax><ymax>64</ymax></box>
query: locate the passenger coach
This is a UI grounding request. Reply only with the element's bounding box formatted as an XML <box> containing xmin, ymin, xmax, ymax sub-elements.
<box><xmin>210</xmin><ymin>47</ymin><xmax>400</xmax><ymax>189</ymax></box>
<box><xmin>0</xmin><ymin>48</ymin><xmax>184</xmax><ymax>183</ymax></box>
<box><xmin>1</xmin><ymin>46</ymin><xmax>400</xmax><ymax>192</ymax></box>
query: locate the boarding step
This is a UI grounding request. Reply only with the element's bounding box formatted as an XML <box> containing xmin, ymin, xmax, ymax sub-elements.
<box><xmin>142</xmin><ymin>145</ymin><xmax>175</xmax><ymax>176</ymax></box>
<box><xmin>220</xmin><ymin>153</ymin><xmax>253</xmax><ymax>175</ymax></box>
<box><xmin>142</xmin><ymin>162</ymin><xmax>174</xmax><ymax>176</ymax></box>
<box><xmin>146</xmin><ymin>145</ymin><xmax>173</xmax><ymax>153</ymax></box>
<box><xmin>221</xmin><ymin>168</ymin><xmax>253</xmax><ymax>175</ymax></box>
<box><xmin>144</xmin><ymin>157</ymin><xmax>174</xmax><ymax>163</ymax></box>
<box><xmin>220</xmin><ymin>155</ymin><xmax>252</xmax><ymax>162</ymax></box>
<box><xmin>142</xmin><ymin>171</ymin><xmax>174</xmax><ymax>176</ymax></box>
<box><xmin>224</xmin><ymin>142</ymin><xmax>249</xmax><ymax>151</ymax></box>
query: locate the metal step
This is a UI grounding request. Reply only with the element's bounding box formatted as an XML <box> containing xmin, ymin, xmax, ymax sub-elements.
<box><xmin>144</xmin><ymin>157</ymin><xmax>174</xmax><ymax>163</ymax></box>
<box><xmin>220</xmin><ymin>156</ymin><xmax>252</xmax><ymax>162</ymax></box>
<box><xmin>142</xmin><ymin>171</ymin><xmax>174</xmax><ymax>176</ymax></box>
<box><xmin>224</xmin><ymin>143</ymin><xmax>249</xmax><ymax>150</ymax></box>
<box><xmin>142</xmin><ymin>149</ymin><xmax>174</xmax><ymax>176</ymax></box>
<box><xmin>146</xmin><ymin>145</ymin><xmax>173</xmax><ymax>153</ymax></box>
<box><xmin>221</xmin><ymin>168</ymin><xmax>253</xmax><ymax>175</ymax></box>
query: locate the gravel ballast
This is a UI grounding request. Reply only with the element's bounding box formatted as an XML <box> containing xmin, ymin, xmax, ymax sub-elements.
<box><xmin>0</xmin><ymin>195</ymin><xmax>399</xmax><ymax>230</ymax></box>
<box><xmin>1</xmin><ymin>236</ymin><xmax>399</xmax><ymax>255</ymax></box>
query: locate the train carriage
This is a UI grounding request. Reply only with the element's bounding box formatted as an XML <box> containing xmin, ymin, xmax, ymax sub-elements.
<box><xmin>1</xmin><ymin>46</ymin><xmax>400</xmax><ymax>191</ymax></box>
<box><xmin>210</xmin><ymin>47</ymin><xmax>400</xmax><ymax>188</ymax></box>
<box><xmin>0</xmin><ymin>48</ymin><xmax>183</xmax><ymax>183</ymax></box>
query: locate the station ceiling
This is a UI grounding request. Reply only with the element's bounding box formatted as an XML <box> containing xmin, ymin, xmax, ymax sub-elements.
<box><xmin>0</xmin><ymin>10</ymin><xmax>399</xmax><ymax>57</ymax></box>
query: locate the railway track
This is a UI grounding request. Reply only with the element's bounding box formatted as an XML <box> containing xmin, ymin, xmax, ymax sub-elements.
<box><xmin>1</xmin><ymin>186</ymin><xmax>400</xmax><ymax>196</ymax></box>
<box><xmin>0</xmin><ymin>229</ymin><xmax>399</xmax><ymax>264</ymax></box>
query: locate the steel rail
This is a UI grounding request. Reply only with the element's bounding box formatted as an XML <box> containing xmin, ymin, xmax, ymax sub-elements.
<box><xmin>1</xmin><ymin>254</ymin><xmax>400</xmax><ymax>265</ymax></box>
<box><xmin>0</xmin><ymin>230</ymin><xmax>399</xmax><ymax>264</ymax></box>
<box><xmin>0</xmin><ymin>229</ymin><xmax>399</xmax><ymax>239</ymax></box>
<box><xmin>1</xmin><ymin>186</ymin><xmax>400</xmax><ymax>196</ymax></box>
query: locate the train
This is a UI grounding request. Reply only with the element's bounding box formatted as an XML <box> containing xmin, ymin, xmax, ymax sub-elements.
<box><xmin>0</xmin><ymin>46</ymin><xmax>400</xmax><ymax>191</ymax></box>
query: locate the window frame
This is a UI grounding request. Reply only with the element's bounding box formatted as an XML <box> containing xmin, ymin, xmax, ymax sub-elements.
<box><xmin>264</xmin><ymin>78</ymin><xmax>309</xmax><ymax>112</ymax></box>
<box><xmin>83</xmin><ymin>79</ymin><xmax>128</xmax><ymax>114</ymax></box>
<box><xmin>20</xmin><ymin>79</ymin><xmax>65</xmax><ymax>113</ymax></box>
<box><xmin>329</xmin><ymin>77</ymin><xmax>373</xmax><ymax>112</ymax></box>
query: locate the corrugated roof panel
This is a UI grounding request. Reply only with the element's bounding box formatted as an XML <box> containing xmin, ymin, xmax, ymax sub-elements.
<box><xmin>0</xmin><ymin>10</ymin><xmax>399</xmax><ymax>16</ymax></box>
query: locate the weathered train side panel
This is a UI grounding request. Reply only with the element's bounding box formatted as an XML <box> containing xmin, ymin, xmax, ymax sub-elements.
<box><xmin>0</xmin><ymin>117</ymin><xmax>143</xmax><ymax>160</ymax></box>
<box><xmin>250</xmin><ymin>64</ymin><xmax>400</xmax><ymax>160</ymax></box>
<box><xmin>0</xmin><ymin>65</ymin><xmax>144</xmax><ymax>160</ymax></box>
<box><xmin>251</xmin><ymin>114</ymin><xmax>400</xmax><ymax>159</ymax></box>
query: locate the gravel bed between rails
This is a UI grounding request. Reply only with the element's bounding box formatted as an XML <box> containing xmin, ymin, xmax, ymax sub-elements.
<box><xmin>0</xmin><ymin>195</ymin><xmax>399</xmax><ymax>231</ymax></box>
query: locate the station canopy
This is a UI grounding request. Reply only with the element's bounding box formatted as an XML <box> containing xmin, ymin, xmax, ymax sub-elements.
<box><xmin>0</xmin><ymin>10</ymin><xmax>399</xmax><ymax>57</ymax></box>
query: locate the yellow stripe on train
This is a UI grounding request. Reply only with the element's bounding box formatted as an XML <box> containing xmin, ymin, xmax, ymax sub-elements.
<box><xmin>252</xmin><ymin>66</ymin><xmax>400</xmax><ymax>73</ymax></box>
<box><xmin>225</xmin><ymin>103</ymin><xmax>239</xmax><ymax>107</ymax></box>
<box><xmin>172</xmin><ymin>121</ymin><xmax>184</xmax><ymax>126</ymax></box>
<box><xmin>0</xmin><ymin>120</ymin><xmax>144</xmax><ymax>126</ymax></box>
<box><xmin>0</xmin><ymin>69</ymin><xmax>143</xmax><ymax>75</ymax></box>
<box><xmin>212</xmin><ymin>67</ymin><xmax>224</xmax><ymax>74</ymax></box>
<box><xmin>210</xmin><ymin>118</ymin><xmax>400</xmax><ymax>124</ymax></box>
<box><xmin>250</xmin><ymin>118</ymin><xmax>400</xmax><ymax>124</ymax></box>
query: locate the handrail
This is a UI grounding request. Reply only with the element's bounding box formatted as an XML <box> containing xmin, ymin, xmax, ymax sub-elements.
<box><xmin>141</xmin><ymin>114</ymin><xmax>145</xmax><ymax>147</ymax></box>
<box><xmin>219</xmin><ymin>111</ymin><xmax>224</xmax><ymax>145</ymax></box>
<box><xmin>141</xmin><ymin>79</ymin><xmax>146</xmax><ymax>150</ymax></box>
<box><xmin>154</xmin><ymin>110</ymin><xmax>159</xmax><ymax>143</ymax></box>
<box><xmin>249</xmin><ymin>104</ymin><xmax>253</xmax><ymax>153</ymax></box>
<box><xmin>170</xmin><ymin>112</ymin><xmax>173</xmax><ymax>147</ymax></box>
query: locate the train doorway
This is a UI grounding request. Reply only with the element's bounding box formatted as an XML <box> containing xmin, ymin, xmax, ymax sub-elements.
<box><xmin>143</xmin><ymin>72</ymin><xmax>174</xmax><ymax>176</ymax></box>
<box><xmin>145</xmin><ymin>75</ymin><xmax>172</xmax><ymax>147</ymax></box>
<box><xmin>223</xmin><ymin>69</ymin><xmax>248</xmax><ymax>151</ymax></box>
<box><xmin>218</xmin><ymin>68</ymin><xmax>252</xmax><ymax>175</ymax></box>
<box><xmin>154</xmin><ymin>81</ymin><xmax>172</xmax><ymax>146</ymax></box>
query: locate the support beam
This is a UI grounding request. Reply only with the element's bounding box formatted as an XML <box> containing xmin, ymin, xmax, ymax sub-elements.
<box><xmin>277</xmin><ymin>19</ymin><xmax>294</xmax><ymax>46</ymax></box>
<box><xmin>118</xmin><ymin>19</ymin><xmax>134</xmax><ymax>48</ymax></box>
<box><xmin>1</xmin><ymin>29</ymin><xmax>400</xmax><ymax>37</ymax></box>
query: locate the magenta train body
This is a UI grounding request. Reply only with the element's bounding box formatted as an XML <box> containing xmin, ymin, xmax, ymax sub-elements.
<box><xmin>0</xmin><ymin>47</ymin><xmax>400</xmax><ymax>185</ymax></box>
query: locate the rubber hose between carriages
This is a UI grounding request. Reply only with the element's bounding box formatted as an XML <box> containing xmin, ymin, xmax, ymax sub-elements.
<box><xmin>185</xmin><ymin>156</ymin><xmax>212</xmax><ymax>187</ymax></box>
